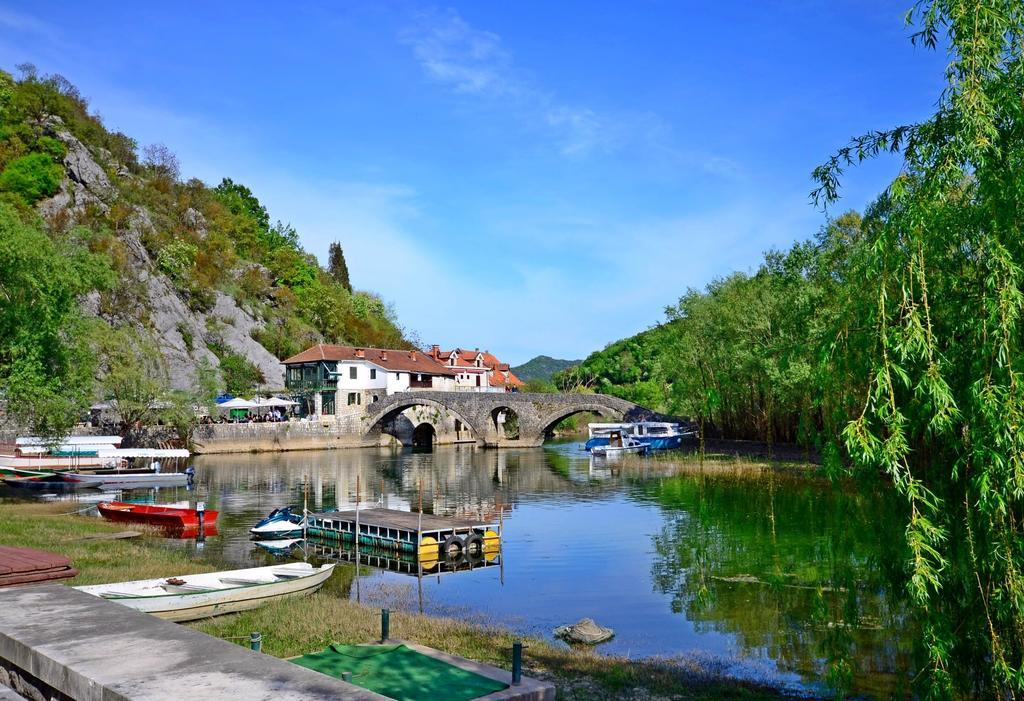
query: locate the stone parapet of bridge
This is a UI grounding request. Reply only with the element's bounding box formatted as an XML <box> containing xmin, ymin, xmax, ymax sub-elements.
<box><xmin>362</xmin><ymin>391</ymin><xmax>639</xmax><ymax>448</ymax></box>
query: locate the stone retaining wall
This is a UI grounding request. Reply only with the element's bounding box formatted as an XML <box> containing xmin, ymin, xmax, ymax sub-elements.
<box><xmin>192</xmin><ymin>416</ymin><xmax>366</xmax><ymax>454</ymax></box>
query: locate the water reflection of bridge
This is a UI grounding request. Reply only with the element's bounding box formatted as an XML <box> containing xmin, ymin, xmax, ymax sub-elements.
<box><xmin>195</xmin><ymin>445</ymin><xmax>606</xmax><ymax>519</ymax></box>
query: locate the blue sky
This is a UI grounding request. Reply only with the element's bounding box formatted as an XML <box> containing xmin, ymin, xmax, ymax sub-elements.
<box><xmin>0</xmin><ymin>2</ymin><xmax>946</xmax><ymax>365</ymax></box>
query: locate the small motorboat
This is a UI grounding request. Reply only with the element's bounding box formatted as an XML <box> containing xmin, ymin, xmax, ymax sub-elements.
<box><xmin>591</xmin><ymin>430</ymin><xmax>650</xmax><ymax>457</ymax></box>
<box><xmin>74</xmin><ymin>562</ymin><xmax>335</xmax><ymax>621</ymax></box>
<box><xmin>253</xmin><ymin>505</ymin><xmax>299</xmax><ymax>529</ymax></box>
<box><xmin>584</xmin><ymin>422</ymin><xmax>637</xmax><ymax>451</ymax></box>
<box><xmin>250</xmin><ymin>506</ymin><xmax>305</xmax><ymax>539</ymax></box>
<box><xmin>250</xmin><ymin>517</ymin><xmax>305</xmax><ymax>539</ymax></box>
<box><xmin>97</xmin><ymin>501</ymin><xmax>219</xmax><ymax>529</ymax></box>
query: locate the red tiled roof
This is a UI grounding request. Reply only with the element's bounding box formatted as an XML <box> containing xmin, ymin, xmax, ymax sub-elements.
<box><xmin>282</xmin><ymin>344</ymin><xmax>456</xmax><ymax>376</ymax></box>
<box><xmin>488</xmin><ymin>369</ymin><xmax>524</xmax><ymax>388</ymax></box>
<box><xmin>433</xmin><ymin>346</ymin><xmax>521</xmax><ymax>383</ymax></box>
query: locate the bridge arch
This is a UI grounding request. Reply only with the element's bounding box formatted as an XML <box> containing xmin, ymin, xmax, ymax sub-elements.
<box><xmin>491</xmin><ymin>406</ymin><xmax>521</xmax><ymax>441</ymax></box>
<box><xmin>364</xmin><ymin>396</ymin><xmax>482</xmax><ymax>447</ymax></box>
<box><xmin>536</xmin><ymin>404</ymin><xmax>625</xmax><ymax>442</ymax></box>
<box><xmin>361</xmin><ymin>391</ymin><xmax>639</xmax><ymax>448</ymax></box>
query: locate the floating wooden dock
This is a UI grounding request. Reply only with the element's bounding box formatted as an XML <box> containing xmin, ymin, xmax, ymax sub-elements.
<box><xmin>306</xmin><ymin>507</ymin><xmax>500</xmax><ymax>560</ymax></box>
<box><xmin>305</xmin><ymin>539</ymin><xmax>501</xmax><ymax>575</ymax></box>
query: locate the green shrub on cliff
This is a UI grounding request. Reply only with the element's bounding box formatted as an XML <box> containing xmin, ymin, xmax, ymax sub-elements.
<box><xmin>0</xmin><ymin>152</ymin><xmax>62</xmax><ymax>203</ymax></box>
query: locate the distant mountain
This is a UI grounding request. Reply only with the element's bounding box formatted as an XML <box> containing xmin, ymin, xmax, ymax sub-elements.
<box><xmin>512</xmin><ymin>356</ymin><xmax>581</xmax><ymax>383</ymax></box>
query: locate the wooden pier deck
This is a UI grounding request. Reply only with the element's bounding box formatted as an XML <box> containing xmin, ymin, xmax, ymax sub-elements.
<box><xmin>306</xmin><ymin>508</ymin><xmax>500</xmax><ymax>559</ymax></box>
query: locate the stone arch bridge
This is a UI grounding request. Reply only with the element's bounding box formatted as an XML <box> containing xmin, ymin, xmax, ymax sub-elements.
<box><xmin>363</xmin><ymin>391</ymin><xmax>640</xmax><ymax>448</ymax></box>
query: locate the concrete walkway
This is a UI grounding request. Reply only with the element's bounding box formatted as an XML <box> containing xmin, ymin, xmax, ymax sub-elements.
<box><xmin>0</xmin><ymin>584</ymin><xmax>387</xmax><ymax>700</ymax></box>
<box><xmin>0</xmin><ymin>585</ymin><xmax>554</xmax><ymax>700</ymax></box>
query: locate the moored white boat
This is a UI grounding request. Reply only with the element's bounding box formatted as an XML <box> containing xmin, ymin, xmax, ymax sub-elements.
<box><xmin>74</xmin><ymin>562</ymin><xmax>335</xmax><ymax>622</ymax></box>
<box><xmin>62</xmin><ymin>472</ymin><xmax>190</xmax><ymax>489</ymax></box>
<box><xmin>591</xmin><ymin>430</ymin><xmax>650</xmax><ymax>457</ymax></box>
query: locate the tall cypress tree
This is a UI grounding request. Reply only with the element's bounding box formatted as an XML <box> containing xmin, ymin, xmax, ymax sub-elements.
<box><xmin>327</xmin><ymin>241</ymin><xmax>351</xmax><ymax>293</ymax></box>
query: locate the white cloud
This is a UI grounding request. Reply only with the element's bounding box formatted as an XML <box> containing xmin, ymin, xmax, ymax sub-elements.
<box><xmin>401</xmin><ymin>8</ymin><xmax>646</xmax><ymax>159</ymax></box>
<box><xmin>402</xmin><ymin>8</ymin><xmax>512</xmax><ymax>96</ymax></box>
<box><xmin>400</xmin><ymin>8</ymin><xmax>742</xmax><ymax>174</ymax></box>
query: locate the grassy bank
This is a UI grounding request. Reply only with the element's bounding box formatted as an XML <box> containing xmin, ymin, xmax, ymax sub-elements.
<box><xmin>0</xmin><ymin>502</ymin><xmax>795</xmax><ymax>700</ymax></box>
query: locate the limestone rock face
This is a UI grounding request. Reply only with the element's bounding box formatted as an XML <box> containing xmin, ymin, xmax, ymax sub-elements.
<box><xmin>34</xmin><ymin>114</ymin><xmax>288</xmax><ymax>392</ymax></box>
<box><xmin>183</xmin><ymin>207</ymin><xmax>207</xmax><ymax>239</ymax></box>
<box><xmin>207</xmin><ymin>293</ymin><xmax>285</xmax><ymax>387</ymax></box>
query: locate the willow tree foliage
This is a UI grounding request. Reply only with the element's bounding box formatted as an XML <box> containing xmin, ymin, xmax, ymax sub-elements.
<box><xmin>813</xmin><ymin>1</ymin><xmax>1024</xmax><ymax>695</ymax></box>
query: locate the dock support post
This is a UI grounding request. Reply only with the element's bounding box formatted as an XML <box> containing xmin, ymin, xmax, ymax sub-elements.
<box><xmin>196</xmin><ymin>500</ymin><xmax>206</xmax><ymax>548</ymax></box>
<box><xmin>381</xmin><ymin>608</ymin><xmax>390</xmax><ymax>642</ymax></box>
<box><xmin>512</xmin><ymin>641</ymin><xmax>522</xmax><ymax>685</ymax></box>
<box><xmin>250</xmin><ymin>631</ymin><xmax>262</xmax><ymax>652</ymax></box>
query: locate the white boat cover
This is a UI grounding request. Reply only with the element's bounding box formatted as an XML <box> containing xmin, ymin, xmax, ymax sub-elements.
<box><xmin>95</xmin><ymin>448</ymin><xmax>190</xmax><ymax>458</ymax></box>
<box><xmin>16</xmin><ymin>436</ymin><xmax>123</xmax><ymax>446</ymax></box>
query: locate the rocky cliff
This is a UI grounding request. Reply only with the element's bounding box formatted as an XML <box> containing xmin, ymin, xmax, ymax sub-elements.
<box><xmin>35</xmin><ymin>117</ymin><xmax>285</xmax><ymax>389</ymax></box>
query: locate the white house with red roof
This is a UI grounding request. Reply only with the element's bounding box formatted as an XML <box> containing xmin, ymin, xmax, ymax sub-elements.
<box><xmin>282</xmin><ymin>344</ymin><xmax>457</xmax><ymax>417</ymax></box>
<box><xmin>428</xmin><ymin>346</ymin><xmax>524</xmax><ymax>393</ymax></box>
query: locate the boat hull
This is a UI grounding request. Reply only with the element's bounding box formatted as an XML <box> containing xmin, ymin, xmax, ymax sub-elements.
<box><xmin>591</xmin><ymin>445</ymin><xmax>649</xmax><ymax>457</ymax></box>
<box><xmin>638</xmin><ymin>435</ymin><xmax>685</xmax><ymax>451</ymax></box>
<box><xmin>64</xmin><ymin>472</ymin><xmax>189</xmax><ymax>489</ymax></box>
<box><xmin>250</xmin><ymin>520</ymin><xmax>305</xmax><ymax>539</ymax></box>
<box><xmin>75</xmin><ymin>563</ymin><xmax>335</xmax><ymax>622</ymax></box>
<box><xmin>97</xmin><ymin>502</ymin><xmax>219</xmax><ymax>528</ymax></box>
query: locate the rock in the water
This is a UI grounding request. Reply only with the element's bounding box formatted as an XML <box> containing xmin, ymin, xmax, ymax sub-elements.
<box><xmin>553</xmin><ymin>618</ymin><xmax>614</xmax><ymax>645</ymax></box>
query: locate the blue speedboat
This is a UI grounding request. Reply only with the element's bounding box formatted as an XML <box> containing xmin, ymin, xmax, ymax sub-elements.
<box><xmin>632</xmin><ymin>422</ymin><xmax>691</xmax><ymax>451</ymax></box>
<box><xmin>586</xmin><ymin>421</ymin><xmax>694</xmax><ymax>452</ymax></box>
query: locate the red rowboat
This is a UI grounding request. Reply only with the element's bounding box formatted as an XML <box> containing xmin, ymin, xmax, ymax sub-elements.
<box><xmin>97</xmin><ymin>501</ymin><xmax>219</xmax><ymax>529</ymax></box>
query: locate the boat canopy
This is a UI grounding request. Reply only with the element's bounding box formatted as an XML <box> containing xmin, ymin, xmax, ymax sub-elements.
<box><xmin>95</xmin><ymin>448</ymin><xmax>190</xmax><ymax>458</ymax></box>
<box><xmin>16</xmin><ymin>436</ymin><xmax>123</xmax><ymax>446</ymax></box>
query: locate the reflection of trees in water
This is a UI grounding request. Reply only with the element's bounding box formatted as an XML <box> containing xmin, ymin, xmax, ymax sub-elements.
<box><xmin>641</xmin><ymin>471</ymin><xmax>913</xmax><ymax>698</ymax></box>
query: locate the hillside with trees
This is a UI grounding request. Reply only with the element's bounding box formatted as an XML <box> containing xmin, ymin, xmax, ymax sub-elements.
<box><xmin>511</xmin><ymin>355</ymin><xmax>580</xmax><ymax>383</ymax></box>
<box><xmin>0</xmin><ymin>66</ymin><xmax>414</xmax><ymax>437</ymax></box>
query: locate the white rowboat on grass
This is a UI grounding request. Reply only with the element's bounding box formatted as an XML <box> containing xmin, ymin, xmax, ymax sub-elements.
<box><xmin>74</xmin><ymin>562</ymin><xmax>335</xmax><ymax>622</ymax></box>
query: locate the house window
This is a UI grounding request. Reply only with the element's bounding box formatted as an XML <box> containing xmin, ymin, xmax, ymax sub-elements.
<box><xmin>347</xmin><ymin>392</ymin><xmax>359</xmax><ymax>405</ymax></box>
<box><xmin>370</xmin><ymin>369</ymin><xmax>376</xmax><ymax>380</ymax></box>
<box><xmin>322</xmin><ymin>391</ymin><xmax>336</xmax><ymax>415</ymax></box>
<box><xmin>372</xmin><ymin>394</ymin><xmax>379</xmax><ymax>403</ymax></box>
<box><xmin>395</xmin><ymin>372</ymin><xmax>400</xmax><ymax>379</ymax></box>
<box><xmin>349</xmin><ymin>366</ymin><xmax>357</xmax><ymax>380</ymax></box>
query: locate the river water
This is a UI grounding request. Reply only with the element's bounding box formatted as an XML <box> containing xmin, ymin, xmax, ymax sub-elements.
<box><xmin>25</xmin><ymin>441</ymin><xmax>915</xmax><ymax>696</ymax></box>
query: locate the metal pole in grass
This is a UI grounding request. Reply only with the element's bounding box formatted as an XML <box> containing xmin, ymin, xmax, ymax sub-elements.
<box><xmin>381</xmin><ymin>608</ymin><xmax>390</xmax><ymax>642</ymax></box>
<box><xmin>355</xmin><ymin>474</ymin><xmax>361</xmax><ymax>602</ymax></box>
<box><xmin>250</xmin><ymin>632</ymin><xmax>261</xmax><ymax>652</ymax></box>
<box><xmin>196</xmin><ymin>500</ymin><xmax>206</xmax><ymax>550</ymax></box>
<box><xmin>511</xmin><ymin>641</ymin><xmax>522</xmax><ymax>685</ymax></box>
